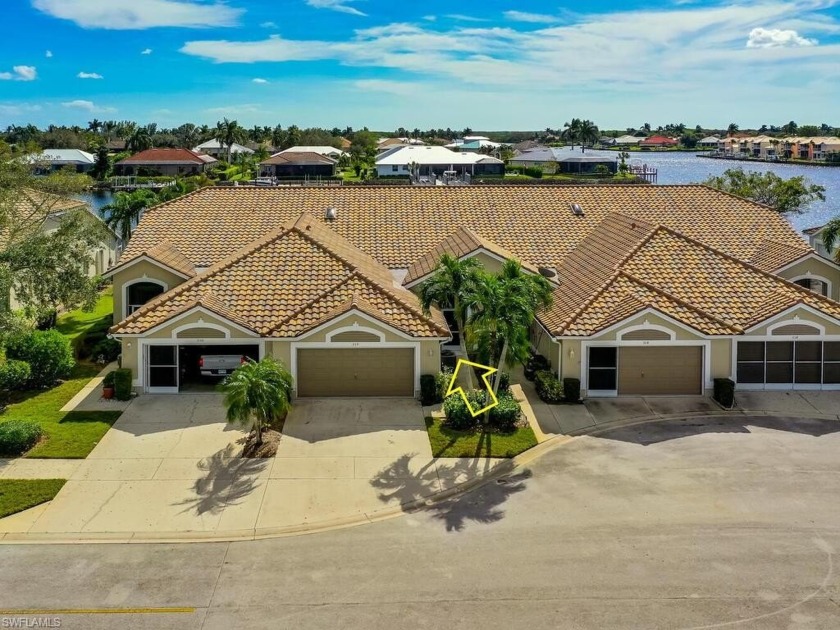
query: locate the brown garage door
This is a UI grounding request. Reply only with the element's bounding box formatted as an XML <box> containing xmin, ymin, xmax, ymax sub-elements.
<box><xmin>618</xmin><ymin>346</ymin><xmax>702</xmax><ymax>396</ymax></box>
<box><xmin>297</xmin><ymin>348</ymin><xmax>414</xmax><ymax>397</ymax></box>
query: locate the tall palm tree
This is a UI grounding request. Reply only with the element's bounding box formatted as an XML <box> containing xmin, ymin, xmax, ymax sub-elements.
<box><xmin>216</xmin><ymin>117</ymin><xmax>244</xmax><ymax>162</ymax></box>
<box><xmin>561</xmin><ymin>118</ymin><xmax>582</xmax><ymax>149</ymax></box>
<box><xmin>127</xmin><ymin>127</ymin><xmax>152</xmax><ymax>153</ymax></box>
<box><xmin>221</xmin><ymin>357</ymin><xmax>293</xmax><ymax>446</ymax></box>
<box><xmin>577</xmin><ymin>119</ymin><xmax>600</xmax><ymax>153</ymax></box>
<box><xmin>820</xmin><ymin>218</ymin><xmax>840</xmax><ymax>263</ymax></box>
<box><xmin>419</xmin><ymin>254</ymin><xmax>483</xmax><ymax>389</ymax></box>
<box><xmin>100</xmin><ymin>189</ymin><xmax>157</xmax><ymax>242</ymax></box>
<box><xmin>466</xmin><ymin>260</ymin><xmax>553</xmax><ymax>421</ymax></box>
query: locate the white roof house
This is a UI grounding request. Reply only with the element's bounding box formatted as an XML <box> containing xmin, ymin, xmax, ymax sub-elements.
<box><xmin>281</xmin><ymin>146</ymin><xmax>347</xmax><ymax>159</ymax></box>
<box><xmin>193</xmin><ymin>139</ymin><xmax>254</xmax><ymax>156</ymax></box>
<box><xmin>375</xmin><ymin>145</ymin><xmax>504</xmax><ymax>177</ymax></box>
<box><xmin>33</xmin><ymin>149</ymin><xmax>96</xmax><ymax>165</ymax></box>
<box><xmin>613</xmin><ymin>135</ymin><xmax>642</xmax><ymax>145</ymax></box>
<box><xmin>698</xmin><ymin>136</ymin><xmax>720</xmax><ymax>145</ymax></box>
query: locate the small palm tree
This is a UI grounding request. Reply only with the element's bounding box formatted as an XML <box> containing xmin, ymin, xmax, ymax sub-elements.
<box><xmin>101</xmin><ymin>189</ymin><xmax>158</xmax><ymax>242</ymax></box>
<box><xmin>419</xmin><ymin>253</ymin><xmax>482</xmax><ymax>389</ymax></box>
<box><xmin>221</xmin><ymin>357</ymin><xmax>293</xmax><ymax>446</ymax></box>
<box><xmin>561</xmin><ymin>118</ymin><xmax>582</xmax><ymax>149</ymax></box>
<box><xmin>821</xmin><ymin>218</ymin><xmax>840</xmax><ymax>263</ymax></box>
<box><xmin>216</xmin><ymin>117</ymin><xmax>245</xmax><ymax>162</ymax></box>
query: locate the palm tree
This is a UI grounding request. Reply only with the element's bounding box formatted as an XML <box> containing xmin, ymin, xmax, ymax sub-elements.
<box><xmin>221</xmin><ymin>357</ymin><xmax>293</xmax><ymax>446</ymax></box>
<box><xmin>821</xmin><ymin>218</ymin><xmax>840</xmax><ymax>263</ymax></box>
<box><xmin>419</xmin><ymin>254</ymin><xmax>483</xmax><ymax>389</ymax></box>
<box><xmin>577</xmin><ymin>119</ymin><xmax>600</xmax><ymax>153</ymax></box>
<box><xmin>561</xmin><ymin>118</ymin><xmax>582</xmax><ymax>149</ymax></box>
<box><xmin>87</xmin><ymin>119</ymin><xmax>102</xmax><ymax>134</ymax></box>
<box><xmin>727</xmin><ymin>122</ymin><xmax>739</xmax><ymax>135</ymax></box>
<box><xmin>100</xmin><ymin>189</ymin><xmax>157</xmax><ymax>242</ymax></box>
<box><xmin>216</xmin><ymin>118</ymin><xmax>244</xmax><ymax>162</ymax></box>
<box><xmin>466</xmin><ymin>260</ymin><xmax>553</xmax><ymax>422</ymax></box>
<box><xmin>127</xmin><ymin>126</ymin><xmax>152</xmax><ymax>153</ymax></box>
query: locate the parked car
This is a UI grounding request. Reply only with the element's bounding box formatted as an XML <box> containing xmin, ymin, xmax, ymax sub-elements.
<box><xmin>198</xmin><ymin>354</ymin><xmax>246</xmax><ymax>378</ymax></box>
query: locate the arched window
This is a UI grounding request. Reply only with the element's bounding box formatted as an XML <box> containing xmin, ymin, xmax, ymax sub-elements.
<box><xmin>125</xmin><ymin>280</ymin><xmax>166</xmax><ymax>316</ymax></box>
<box><xmin>793</xmin><ymin>277</ymin><xmax>830</xmax><ymax>297</ymax></box>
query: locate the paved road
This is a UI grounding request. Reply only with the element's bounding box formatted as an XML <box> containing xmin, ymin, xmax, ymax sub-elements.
<box><xmin>1</xmin><ymin>415</ymin><xmax>839</xmax><ymax>629</ymax></box>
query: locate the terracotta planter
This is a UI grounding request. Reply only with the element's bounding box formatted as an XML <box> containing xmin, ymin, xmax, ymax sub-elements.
<box><xmin>102</xmin><ymin>386</ymin><xmax>115</xmax><ymax>400</ymax></box>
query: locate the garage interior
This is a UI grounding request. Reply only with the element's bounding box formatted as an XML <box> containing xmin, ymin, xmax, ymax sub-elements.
<box><xmin>146</xmin><ymin>344</ymin><xmax>260</xmax><ymax>392</ymax></box>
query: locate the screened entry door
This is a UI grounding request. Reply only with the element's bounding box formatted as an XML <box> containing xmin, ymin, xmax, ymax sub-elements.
<box><xmin>736</xmin><ymin>341</ymin><xmax>840</xmax><ymax>388</ymax></box>
<box><xmin>146</xmin><ymin>345</ymin><xmax>179</xmax><ymax>393</ymax></box>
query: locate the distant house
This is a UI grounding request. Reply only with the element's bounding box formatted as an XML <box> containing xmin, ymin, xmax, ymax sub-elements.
<box><xmin>697</xmin><ymin>136</ymin><xmax>720</xmax><ymax>149</ymax></box>
<box><xmin>259</xmin><ymin>152</ymin><xmax>337</xmax><ymax>178</ymax></box>
<box><xmin>599</xmin><ymin>137</ymin><xmax>617</xmax><ymax>147</ymax></box>
<box><xmin>445</xmin><ymin>136</ymin><xmax>502</xmax><ymax>152</ymax></box>
<box><xmin>510</xmin><ymin>148</ymin><xmax>616</xmax><ymax>174</ymax></box>
<box><xmin>192</xmin><ymin>139</ymin><xmax>254</xmax><ymax>160</ymax></box>
<box><xmin>30</xmin><ymin>149</ymin><xmax>96</xmax><ymax>174</ymax></box>
<box><xmin>613</xmin><ymin>135</ymin><xmax>642</xmax><ymax>146</ymax></box>
<box><xmin>115</xmin><ymin>148</ymin><xmax>218</xmax><ymax>177</ymax></box>
<box><xmin>105</xmin><ymin>139</ymin><xmax>127</xmax><ymax>153</ymax></box>
<box><xmin>509</xmin><ymin>147</ymin><xmax>561</xmax><ymax>168</ymax></box>
<box><xmin>281</xmin><ymin>146</ymin><xmax>346</xmax><ymax>160</ymax></box>
<box><xmin>640</xmin><ymin>135</ymin><xmax>678</xmax><ymax>149</ymax></box>
<box><xmin>375</xmin><ymin>145</ymin><xmax>504</xmax><ymax>177</ymax></box>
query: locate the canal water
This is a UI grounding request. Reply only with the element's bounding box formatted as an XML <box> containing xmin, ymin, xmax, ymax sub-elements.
<box><xmin>77</xmin><ymin>154</ymin><xmax>837</xmax><ymax>234</ymax></box>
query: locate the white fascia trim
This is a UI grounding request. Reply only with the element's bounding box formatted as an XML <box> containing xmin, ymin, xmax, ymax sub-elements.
<box><xmin>585</xmin><ymin>307</ymin><xmax>712</xmax><ymax>341</ymax></box>
<box><xmin>774</xmin><ymin>252</ymin><xmax>840</xmax><ymax>274</ymax></box>
<box><xmin>617</xmin><ymin>322</ymin><xmax>676</xmax><ymax>341</ymax></box>
<box><xmin>744</xmin><ymin>303</ymin><xmax>840</xmax><ymax>333</ymax></box>
<box><xmin>140</xmin><ymin>305</ymin><xmax>258</xmax><ymax>338</ymax></box>
<box><xmin>766</xmin><ymin>318</ymin><xmax>826</xmax><ymax>335</ymax></box>
<box><xmin>787</xmin><ymin>272</ymin><xmax>834</xmax><ymax>296</ymax></box>
<box><xmin>171</xmin><ymin>321</ymin><xmax>232</xmax><ymax>339</ymax></box>
<box><xmin>102</xmin><ymin>255</ymin><xmax>192</xmax><ymax>280</ymax></box>
<box><xmin>122</xmin><ymin>277</ymin><xmax>168</xmax><ymax>320</ymax></box>
<box><xmin>293</xmin><ymin>307</ymin><xmax>446</xmax><ymax>342</ymax></box>
<box><xmin>325</xmin><ymin>324</ymin><xmax>385</xmax><ymax>342</ymax></box>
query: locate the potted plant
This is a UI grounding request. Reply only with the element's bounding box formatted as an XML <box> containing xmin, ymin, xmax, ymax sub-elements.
<box><xmin>102</xmin><ymin>371</ymin><xmax>116</xmax><ymax>400</ymax></box>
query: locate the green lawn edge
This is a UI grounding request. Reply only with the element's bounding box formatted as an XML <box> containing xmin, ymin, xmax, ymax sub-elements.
<box><xmin>55</xmin><ymin>286</ymin><xmax>114</xmax><ymax>344</ymax></box>
<box><xmin>0</xmin><ymin>479</ymin><xmax>66</xmax><ymax>518</ymax></box>
<box><xmin>424</xmin><ymin>417</ymin><xmax>537</xmax><ymax>459</ymax></box>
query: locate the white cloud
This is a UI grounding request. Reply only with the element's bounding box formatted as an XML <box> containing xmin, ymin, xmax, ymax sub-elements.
<box><xmin>746</xmin><ymin>27</ymin><xmax>818</xmax><ymax>48</ymax></box>
<box><xmin>77</xmin><ymin>71</ymin><xmax>104</xmax><ymax>79</ymax></box>
<box><xmin>260</xmin><ymin>21</ymin><xmax>278</xmax><ymax>28</ymax></box>
<box><xmin>32</xmin><ymin>0</ymin><xmax>243</xmax><ymax>29</ymax></box>
<box><xmin>252</xmin><ymin>77</ymin><xmax>268</xmax><ymax>83</ymax></box>
<box><xmin>422</xmin><ymin>15</ymin><xmax>436</xmax><ymax>22</ymax></box>
<box><xmin>306</xmin><ymin>0</ymin><xmax>366</xmax><ymax>17</ymax></box>
<box><xmin>0</xmin><ymin>103</ymin><xmax>43</xmax><ymax>116</ymax></box>
<box><xmin>353</xmin><ymin>79</ymin><xmax>417</xmax><ymax>95</ymax></box>
<box><xmin>0</xmin><ymin>65</ymin><xmax>37</xmax><ymax>81</ymax></box>
<box><xmin>444</xmin><ymin>14</ymin><xmax>487</xmax><ymax>22</ymax></box>
<box><xmin>45</xmin><ymin>50</ymin><xmax>53</xmax><ymax>58</ymax></box>
<box><xmin>141</xmin><ymin>48</ymin><xmax>153</xmax><ymax>55</ymax></box>
<box><xmin>204</xmin><ymin>103</ymin><xmax>264</xmax><ymax>114</ymax></box>
<box><xmin>61</xmin><ymin>99</ymin><xmax>116</xmax><ymax>113</ymax></box>
<box><xmin>503</xmin><ymin>10</ymin><xmax>558</xmax><ymax>24</ymax></box>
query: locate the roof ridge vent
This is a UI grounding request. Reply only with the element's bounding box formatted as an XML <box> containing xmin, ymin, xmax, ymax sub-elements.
<box><xmin>570</xmin><ymin>203</ymin><xmax>584</xmax><ymax>216</ymax></box>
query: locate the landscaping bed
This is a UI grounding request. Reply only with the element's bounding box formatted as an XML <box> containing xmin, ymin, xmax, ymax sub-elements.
<box><xmin>425</xmin><ymin>416</ymin><xmax>537</xmax><ymax>458</ymax></box>
<box><xmin>0</xmin><ymin>479</ymin><xmax>66</xmax><ymax>518</ymax></box>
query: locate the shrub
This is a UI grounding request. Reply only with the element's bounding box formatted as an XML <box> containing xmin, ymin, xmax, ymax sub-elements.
<box><xmin>0</xmin><ymin>420</ymin><xmax>43</xmax><ymax>456</ymax></box>
<box><xmin>435</xmin><ymin>368</ymin><xmax>454</xmax><ymax>401</ymax></box>
<box><xmin>420</xmin><ymin>374</ymin><xmax>439</xmax><ymax>406</ymax></box>
<box><xmin>5</xmin><ymin>330</ymin><xmax>75</xmax><ymax>388</ymax></box>
<box><xmin>524</xmin><ymin>353</ymin><xmax>550</xmax><ymax>381</ymax></box>
<box><xmin>489</xmin><ymin>392</ymin><xmax>521</xmax><ymax>431</ymax></box>
<box><xmin>90</xmin><ymin>338</ymin><xmax>121</xmax><ymax>363</ymax></box>
<box><xmin>523</xmin><ymin>166</ymin><xmax>543</xmax><ymax>178</ymax></box>
<box><xmin>112</xmin><ymin>368</ymin><xmax>133</xmax><ymax>401</ymax></box>
<box><xmin>0</xmin><ymin>360</ymin><xmax>32</xmax><ymax>392</ymax></box>
<box><xmin>713</xmin><ymin>378</ymin><xmax>735</xmax><ymax>408</ymax></box>
<box><xmin>563</xmin><ymin>377</ymin><xmax>581</xmax><ymax>403</ymax></box>
<box><xmin>102</xmin><ymin>371</ymin><xmax>116</xmax><ymax>388</ymax></box>
<box><xmin>442</xmin><ymin>393</ymin><xmax>479</xmax><ymax>431</ymax></box>
<box><xmin>535</xmin><ymin>370</ymin><xmax>564</xmax><ymax>404</ymax></box>
<box><xmin>494</xmin><ymin>371</ymin><xmax>510</xmax><ymax>393</ymax></box>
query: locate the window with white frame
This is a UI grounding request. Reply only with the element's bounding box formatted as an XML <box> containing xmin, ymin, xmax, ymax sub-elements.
<box><xmin>793</xmin><ymin>277</ymin><xmax>829</xmax><ymax>296</ymax></box>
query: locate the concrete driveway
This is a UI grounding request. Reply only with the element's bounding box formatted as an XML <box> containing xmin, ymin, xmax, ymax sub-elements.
<box><xmin>5</xmin><ymin>396</ymin><xmax>501</xmax><ymax>539</ymax></box>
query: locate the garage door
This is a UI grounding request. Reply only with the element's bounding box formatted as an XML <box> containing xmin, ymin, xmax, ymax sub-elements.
<box><xmin>297</xmin><ymin>348</ymin><xmax>414</xmax><ymax>397</ymax></box>
<box><xmin>618</xmin><ymin>346</ymin><xmax>702</xmax><ymax>396</ymax></box>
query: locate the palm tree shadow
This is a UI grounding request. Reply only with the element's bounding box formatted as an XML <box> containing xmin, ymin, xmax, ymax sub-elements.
<box><xmin>370</xmin><ymin>454</ymin><xmax>531</xmax><ymax>532</ymax></box>
<box><xmin>174</xmin><ymin>443</ymin><xmax>270</xmax><ymax>516</ymax></box>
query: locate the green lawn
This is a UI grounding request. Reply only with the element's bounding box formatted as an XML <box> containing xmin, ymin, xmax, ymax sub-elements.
<box><xmin>425</xmin><ymin>417</ymin><xmax>537</xmax><ymax>459</ymax></box>
<box><xmin>0</xmin><ymin>479</ymin><xmax>66</xmax><ymax>518</ymax></box>
<box><xmin>55</xmin><ymin>286</ymin><xmax>113</xmax><ymax>345</ymax></box>
<box><xmin>1</xmin><ymin>364</ymin><xmax>121</xmax><ymax>459</ymax></box>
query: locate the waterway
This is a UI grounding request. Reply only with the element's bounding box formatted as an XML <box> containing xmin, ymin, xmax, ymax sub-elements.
<box><xmin>77</xmin><ymin>153</ymin><xmax>837</xmax><ymax>235</ymax></box>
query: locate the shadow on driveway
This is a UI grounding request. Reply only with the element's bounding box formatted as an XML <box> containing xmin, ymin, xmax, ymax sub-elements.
<box><xmin>595</xmin><ymin>415</ymin><xmax>840</xmax><ymax>446</ymax></box>
<box><xmin>370</xmin><ymin>454</ymin><xmax>531</xmax><ymax>532</ymax></box>
<box><xmin>175</xmin><ymin>443</ymin><xmax>271</xmax><ymax>516</ymax></box>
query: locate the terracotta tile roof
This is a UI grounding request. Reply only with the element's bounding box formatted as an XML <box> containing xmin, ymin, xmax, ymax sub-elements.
<box><xmin>111</xmin><ymin>213</ymin><xmax>448</xmax><ymax>338</ymax></box>
<box><xmin>403</xmin><ymin>226</ymin><xmax>541</xmax><ymax>285</ymax></box>
<box><xmin>116</xmin><ymin>148</ymin><xmax>212</xmax><ymax>165</ymax></box>
<box><xmin>2</xmin><ymin>191</ymin><xmax>88</xmax><ymax>247</ymax></box>
<box><xmin>260</xmin><ymin>152</ymin><xmax>336</xmax><ymax>166</ymax></box>
<box><xmin>749</xmin><ymin>239</ymin><xmax>811</xmax><ymax>270</ymax></box>
<box><xmin>106</xmin><ymin>239</ymin><xmax>196</xmax><ymax>278</ymax></box>
<box><xmin>550</xmin><ymin>222</ymin><xmax>840</xmax><ymax>336</ymax></box>
<box><xmin>118</xmin><ymin>186</ymin><xmax>811</xmax><ymax>274</ymax></box>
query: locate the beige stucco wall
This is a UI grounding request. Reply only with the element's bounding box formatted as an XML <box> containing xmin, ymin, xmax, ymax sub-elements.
<box><xmin>710</xmin><ymin>339</ymin><xmax>732</xmax><ymax>380</ymax></box>
<box><xmin>121</xmin><ymin>340</ymin><xmax>138</xmax><ymax>384</ymax></box>
<box><xmin>531</xmin><ymin>322</ymin><xmax>559</xmax><ymax>372</ymax></box>
<box><xmin>558</xmin><ymin>340</ymin><xmax>582</xmax><ymax>381</ymax></box>
<box><xmin>112</xmin><ymin>260</ymin><xmax>187</xmax><ymax>321</ymax></box>
<box><xmin>141</xmin><ymin>310</ymin><xmax>259</xmax><ymax>340</ymax></box>
<box><xmin>776</xmin><ymin>257</ymin><xmax>840</xmax><ymax>302</ymax></box>
<box><xmin>297</xmin><ymin>315</ymin><xmax>418</xmax><ymax>343</ymax></box>
<box><xmin>747</xmin><ymin>308</ymin><xmax>840</xmax><ymax>336</ymax></box>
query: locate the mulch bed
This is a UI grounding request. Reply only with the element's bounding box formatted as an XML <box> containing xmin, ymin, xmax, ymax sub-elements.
<box><xmin>241</xmin><ymin>429</ymin><xmax>283</xmax><ymax>458</ymax></box>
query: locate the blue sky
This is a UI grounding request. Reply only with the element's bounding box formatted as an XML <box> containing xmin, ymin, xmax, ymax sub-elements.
<box><xmin>2</xmin><ymin>0</ymin><xmax>839</xmax><ymax>130</ymax></box>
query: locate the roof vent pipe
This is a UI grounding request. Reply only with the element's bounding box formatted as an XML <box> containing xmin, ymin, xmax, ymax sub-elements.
<box><xmin>570</xmin><ymin>203</ymin><xmax>584</xmax><ymax>217</ymax></box>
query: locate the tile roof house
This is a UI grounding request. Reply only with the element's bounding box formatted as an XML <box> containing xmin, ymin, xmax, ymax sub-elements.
<box><xmin>259</xmin><ymin>152</ymin><xmax>337</xmax><ymax>178</ymax></box>
<box><xmin>105</xmin><ymin>185</ymin><xmax>840</xmax><ymax>398</ymax></box>
<box><xmin>115</xmin><ymin>148</ymin><xmax>218</xmax><ymax>177</ymax></box>
<box><xmin>375</xmin><ymin>145</ymin><xmax>504</xmax><ymax>178</ymax></box>
<box><xmin>280</xmin><ymin>146</ymin><xmax>346</xmax><ymax>159</ymax></box>
<box><xmin>639</xmin><ymin>135</ymin><xmax>679</xmax><ymax>148</ymax></box>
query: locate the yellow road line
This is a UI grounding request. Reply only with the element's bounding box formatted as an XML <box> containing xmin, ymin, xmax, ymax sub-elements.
<box><xmin>0</xmin><ymin>607</ymin><xmax>195</xmax><ymax>615</ymax></box>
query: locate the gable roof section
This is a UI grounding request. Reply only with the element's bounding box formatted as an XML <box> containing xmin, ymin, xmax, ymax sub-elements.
<box><xmin>116</xmin><ymin>185</ymin><xmax>812</xmax><ymax>275</ymax></box>
<box><xmin>404</xmin><ymin>226</ymin><xmax>541</xmax><ymax>286</ymax></box>
<box><xmin>111</xmin><ymin>213</ymin><xmax>448</xmax><ymax>338</ymax></box>
<box><xmin>261</xmin><ymin>151</ymin><xmax>336</xmax><ymax>166</ymax></box>
<box><xmin>116</xmin><ymin>148</ymin><xmax>213</xmax><ymax>166</ymax></box>
<box><xmin>105</xmin><ymin>239</ymin><xmax>196</xmax><ymax>278</ymax></box>
<box><xmin>550</xmin><ymin>222</ymin><xmax>840</xmax><ymax>337</ymax></box>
